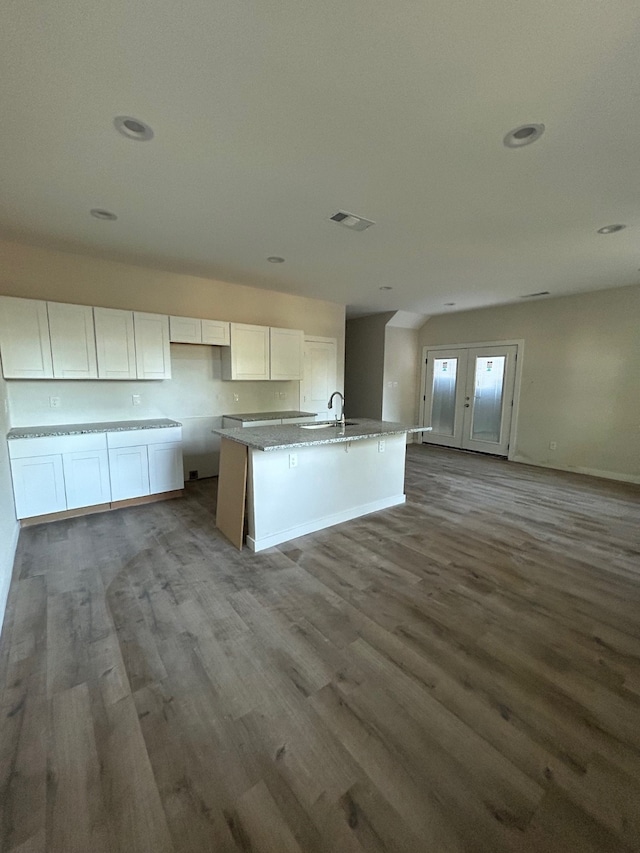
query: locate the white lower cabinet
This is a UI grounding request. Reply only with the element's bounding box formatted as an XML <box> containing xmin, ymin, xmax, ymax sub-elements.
<box><xmin>108</xmin><ymin>446</ymin><xmax>150</xmax><ymax>501</ymax></box>
<box><xmin>62</xmin><ymin>449</ymin><xmax>111</xmax><ymax>509</ymax></box>
<box><xmin>107</xmin><ymin>425</ymin><xmax>183</xmax><ymax>501</ymax></box>
<box><xmin>8</xmin><ymin>425</ymin><xmax>183</xmax><ymax>519</ymax></box>
<box><xmin>11</xmin><ymin>455</ymin><xmax>67</xmax><ymax>519</ymax></box>
<box><xmin>148</xmin><ymin>442</ymin><xmax>184</xmax><ymax>493</ymax></box>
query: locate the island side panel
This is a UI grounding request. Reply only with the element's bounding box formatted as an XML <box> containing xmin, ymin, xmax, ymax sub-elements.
<box><xmin>216</xmin><ymin>436</ymin><xmax>248</xmax><ymax>550</ymax></box>
<box><xmin>246</xmin><ymin>434</ymin><xmax>407</xmax><ymax>552</ymax></box>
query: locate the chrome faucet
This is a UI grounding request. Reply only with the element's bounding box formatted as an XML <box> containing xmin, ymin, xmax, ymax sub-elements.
<box><xmin>328</xmin><ymin>391</ymin><xmax>345</xmax><ymax>428</ymax></box>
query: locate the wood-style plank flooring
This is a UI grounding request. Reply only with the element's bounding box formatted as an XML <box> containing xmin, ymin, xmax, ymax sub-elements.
<box><xmin>1</xmin><ymin>444</ymin><xmax>640</xmax><ymax>853</ymax></box>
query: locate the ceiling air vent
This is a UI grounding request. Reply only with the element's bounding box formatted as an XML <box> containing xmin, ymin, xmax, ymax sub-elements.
<box><xmin>330</xmin><ymin>211</ymin><xmax>375</xmax><ymax>232</ymax></box>
<box><xmin>520</xmin><ymin>291</ymin><xmax>550</xmax><ymax>298</ymax></box>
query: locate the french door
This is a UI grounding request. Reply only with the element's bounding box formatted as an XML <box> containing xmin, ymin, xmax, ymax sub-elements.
<box><xmin>422</xmin><ymin>345</ymin><xmax>518</xmax><ymax>456</ymax></box>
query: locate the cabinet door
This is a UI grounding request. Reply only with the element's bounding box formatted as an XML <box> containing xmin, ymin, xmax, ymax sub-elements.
<box><xmin>0</xmin><ymin>296</ymin><xmax>53</xmax><ymax>379</ymax></box>
<box><xmin>108</xmin><ymin>445</ymin><xmax>150</xmax><ymax>501</ymax></box>
<box><xmin>10</xmin><ymin>455</ymin><xmax>66</xmax><ymax>519</ymax></box>
<box><xmin>201</xmin><ymin>319</ymin><xmax>230</xmax><ymax>346</ymax></box>
<box><xmin>62</xmin><ymin>449</ymin><xmax>111</xmax><ymax>509</ymax></box>
<box><xmin>222</xmin><ymin>323</ymin><xmax>270</xmax><ymax>380</ymax></box>
<box><xmin>94</xmin><ymin>308</ymin><xmax>137</xmax><ymax>380</ymax></box>
<box><xmin>169</xmin><ymin>316</ymin><xmax>202</xmax><ymax>344</ymax></box>
<box><xmin>148</xmin><ymin>442</ymin><xmax>183</xmax><ymax>493</ymax></box>
<box><xmin>270</xmin><ymin>327</ymin><xmax>303</xmax><ymax>380</ymax></box>
<box><xmin>47</xmin><ymin>302</ymin><xmax>98</xmax><ymax>379</ymax></box>
<box><xmin>133</xmin><ymin>312</ymin><xmax>171</xmax><ymax>379</ymax></box>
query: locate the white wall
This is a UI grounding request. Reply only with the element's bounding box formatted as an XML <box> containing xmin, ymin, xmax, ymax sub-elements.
<box><xmin>7</xmin><ymin>346</ymin><xmax>301</xmax><ymax>478</ymax></box>
<box><xmin>418</xmin><ymin>284</ymin><xmax>640</xmax><ymax>483</ymax></box>
<box><xmin>0</xmin><ymin>237</ymin><xmax>346</xmax><ymax>478</ymax></box>
<box><xmin>0</xmin><ymin>369</ymin><xmax>19</xmax><ymax>637</ymax></box>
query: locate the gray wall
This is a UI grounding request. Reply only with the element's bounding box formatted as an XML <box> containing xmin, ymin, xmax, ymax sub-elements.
<box><xmin>345</xmin><ymin>313</ymin><xmax>394</xmax><ymax>418</ymax></box>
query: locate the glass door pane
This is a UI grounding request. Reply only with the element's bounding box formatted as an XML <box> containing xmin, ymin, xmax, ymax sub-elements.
<box><xmin>470</xmin><ymin>355</ymin><xmax>506</xmax><ymax>443</ymax></box>
<box><xmin>431</xmin><ymin>357</ymin><xmax>458</xmax><ymax>435</ymax></box>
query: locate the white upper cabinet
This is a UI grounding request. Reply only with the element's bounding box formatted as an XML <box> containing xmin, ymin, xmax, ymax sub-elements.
<box><xmin>0</xmin><ymin>296</ymin><xmax>53</xmax><ymax>379</ymax></box>
<box><xmin>47</xmin><ymin>302</ymin><xmax>98</xmax><ymax>379</ymax></box>
<box><xmin>270</xmin><ymin>327</ymin><xmax>303</xmax><ymax>380</ymax></box>
<box><xmin>133</xmin><ymin>312</ymin><xmax>171</xmax><ymax>379</ymax></box>
<box><xmin>94</xmin><ymin>307</ymin><xmax>137</xmax><ymax>380</ymax></box>
<box><xmin>170</xmin><ymin>315</ymin><xmax>202</xmax><ymax>344</ymax></box>
<box><xmin>221</xmin><ymin>323</ymin><xmax>270</xmax><ymax>381</ymax></box>
<box><xmin>201</xmin><ymin>319</ymin><xmax>230</xmax><ymax>346</ymax></box>
<box><xmin>170</xmin><ymin>315</ymin><xmax>231</xmax><ymax>346</ymax></box>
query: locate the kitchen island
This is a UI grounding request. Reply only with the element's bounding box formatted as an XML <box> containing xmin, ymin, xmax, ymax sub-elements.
<box><xmin>213</xmin><ymin>418</ymin><xmax>425</xmax><ymax>551</ymax></box>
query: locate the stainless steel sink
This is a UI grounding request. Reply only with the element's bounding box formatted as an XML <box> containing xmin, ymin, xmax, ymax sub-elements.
<box><xmin>299</xmin><ymin>420</ymin><xmax>358</xmax><ymax>430</ymax></box>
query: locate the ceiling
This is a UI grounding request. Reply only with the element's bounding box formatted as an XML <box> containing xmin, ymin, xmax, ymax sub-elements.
<box><xmin>2</xmin><ymin>1</ymin><xmax>640</xmax><ymax>317</ymax></box>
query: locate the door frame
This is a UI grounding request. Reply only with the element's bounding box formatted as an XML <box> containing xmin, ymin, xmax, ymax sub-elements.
<box><xmin>418</xmin><ymin>339</ymin><xmax>524</xmax><ymax>460</ymax></box>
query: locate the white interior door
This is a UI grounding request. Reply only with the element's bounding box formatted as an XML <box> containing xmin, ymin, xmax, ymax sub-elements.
<box><xmin>422</xmin><ymin>344</ymin><xmax>518</xmax><ymax>456</ymax></box>
<box><xmin>301</xmin><ymin>338</ymin><xmax>337</xmax><ymax>420</ymax></box>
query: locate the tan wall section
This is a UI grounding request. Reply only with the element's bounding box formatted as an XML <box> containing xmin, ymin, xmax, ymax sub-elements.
<box><xmin>0</xmin><ymin>238</ymin><xmax>344</xmax><ymax>339</ymax></box>
<box><xmin>382</xmin><ymin>326</ymin><xmax>420</xmax><ymax>425</ymax></box>
<box><xmin>0</xmin><ymin>238</ymin><xmax>345</xmax><ymax>481</ymax></box>
<box><xmin>418</xmin><ymin>284</ymin><xmax>640</xmax><ymax>482</ymax></box>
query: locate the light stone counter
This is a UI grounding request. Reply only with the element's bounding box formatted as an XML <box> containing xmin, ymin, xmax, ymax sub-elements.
<box><xmin>7</xmin><ymin>418</ymin><xmax>182</xmax><ymax>440</ymax></box>
<box><xmin>213</xmin><ymin>418</ymin><xmax>426</xmax><ymax>452</ymax></box>
<box><xmin>221</xmin><ymin>410</ymin><xmax>316</xmax><ymax>423</ymax></box>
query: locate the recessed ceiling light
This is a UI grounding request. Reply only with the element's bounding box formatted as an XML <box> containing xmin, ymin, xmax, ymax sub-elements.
<box><xmin>379</xmin><ymin>286</ymin><xmax>393</xmax><ymax>291</ymax></box>
<box><xmin>267</xmin><ymin>256</ymin><xmax>285</xmax><ymax>263</ymax></box>
<box><xmin>597</xmin><ymin>224</ymin><xmax>626</xmax><ymax>234</ymax></box>
<box><xmin>503</xmin><ymin>123</ymin><xmax>545</xmax><ymax>148</ymax></box>
<box><xmin>520</xmin><ymin>291</ymin><xmax>550</xmax><ymax>298</ymax></box>
<box><xmin>114</xmin><ymin>115</ymin><xmax>154</xmax><ymax>141</ymax></box>
<box><xmin>90</xmin><ymin>208</ymin><xmax>118</xmax><ymax>221</ymax></box>
<box><xmin>444</xmin><ymin>302</ymin><xmax>456</xmax><ymax>306</ymax></box>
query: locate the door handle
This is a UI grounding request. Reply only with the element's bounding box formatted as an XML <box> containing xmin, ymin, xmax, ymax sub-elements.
<box><xmin>464</xmin><ymin>403</ymin><xmax>470</xmax><ymax>407</ymax></box>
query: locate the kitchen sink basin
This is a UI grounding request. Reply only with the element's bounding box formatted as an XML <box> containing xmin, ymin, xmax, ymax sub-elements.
<box><xmin>299</xmin><ymin>421</ymin><xmax>358</xmax><ymax>429</ymax></box>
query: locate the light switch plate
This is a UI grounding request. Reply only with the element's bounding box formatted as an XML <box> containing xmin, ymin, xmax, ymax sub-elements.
<box><xmin>49</xmin><ymin>396</ymin><xmax>61</xmax><ymax>408</ymax></box>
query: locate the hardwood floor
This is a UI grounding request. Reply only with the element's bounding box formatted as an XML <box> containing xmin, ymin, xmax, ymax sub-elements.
<box><xmin>1</xmin><ymin>444</ymin><xmax>639</xmax><ymax>853</ymax></box>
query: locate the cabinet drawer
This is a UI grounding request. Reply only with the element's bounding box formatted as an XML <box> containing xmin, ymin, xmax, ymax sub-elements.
<box><xmin>8</xmin><ymin>432</ymin><xmax>107</xmax><ymax>459</ymax></box>
<box><xmin>107</xmin><ymin>426</ymin><xmax>182</xmax><ymax>448</ymax></box>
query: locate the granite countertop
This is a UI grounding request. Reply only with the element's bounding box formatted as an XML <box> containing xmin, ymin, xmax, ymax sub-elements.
<box><xmin>222</xmin><ymin>410</ymin><xmax>316</xmax><ymax>422</ymax></box>
<box><xmin>7</xmin><ymin>418</ymin><xmax>182</xmax><ymax>440</ymax></box>
<box><xmin>214</xmin><ymin>418</ymin><xmax>428</xmax><ymax>451</ymax></box>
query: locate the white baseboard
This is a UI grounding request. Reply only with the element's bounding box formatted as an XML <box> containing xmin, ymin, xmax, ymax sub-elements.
<box><xmin>511</xmin><ymin>455</ymin><xmax>640</xmax><ymax>485</ymax></box>
<box><xmin>0</xmin><ymin>520</ymin><xmax>20</xmax><ymax>639</ymax></box>
<box><xmin>247</xmin><ymin>494</ymin><xmax>406</xmax><ymax>552</ymax></box>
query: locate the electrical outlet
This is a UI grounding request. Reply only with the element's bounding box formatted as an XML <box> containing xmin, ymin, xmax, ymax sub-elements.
<box><xmin>274</xmin><ymin>390</ymin><xmax>280</xmax><ymax>400</ymax></box>
<box><xmin>549</xmin><ymin>441</ymin><xmax>557</xmax><ymax>451</ymax></box>
<box><xmin>378</xmin><ymin>439</ymin><xmax>386</xmax><ymax>453</ymax></box>
<box><xmin>289</xmin><ymin>453</ymin><xmax>298</xmax><ymax>469</ymax></box>
<box><xmin>233</xmin><ymin>393</ymin><xmax>240</xmax><ymax>402</ymax></box>
<box><xmin>49</xmin><ymin>396</ymin><xmax>61</xmax><ymax>408</ymax></box>
<box><xmin>280</xmin><ymin>391</ymin><xmax>288</xmax><ymax>400</ymax></box>
<box><xmin>132</xmin><ymin>394</ymin><xmax>141</xmax><ymax>407</ymax></box>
